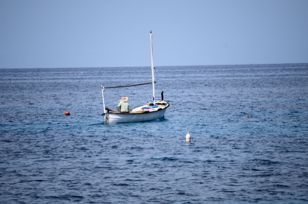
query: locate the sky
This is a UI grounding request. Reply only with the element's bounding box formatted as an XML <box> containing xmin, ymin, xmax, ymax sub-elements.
<box><xmin>0</xmin><ymin>0</ymin><xmax>308</xmax><ymax>68</ymax></box>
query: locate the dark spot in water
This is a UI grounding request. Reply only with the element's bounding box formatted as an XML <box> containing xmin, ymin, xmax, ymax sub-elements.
<box><xmin>1</xmin><ymin>139</ymin><xmax>13</xmax><ymax>143</ymax></box>
<box><xmin>113</xmin><ymin>183</ymin><xmax>129</xmax><ymax>187</ymax></box>
<box><xmin>126</xmin><ymin>159</ymin><xmax>134</xmax><ymax>164</ymax></box>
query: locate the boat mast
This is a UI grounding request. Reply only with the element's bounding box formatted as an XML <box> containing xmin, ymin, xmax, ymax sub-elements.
<box><xmin>101</xmin><ymin>86</ymin><xmax>106</xmax><ymax>114</ymax></box>
<box><xmin>149</xmin><ymin>31</ymin><xmax>156</xmax><ymax>102</ymax></box>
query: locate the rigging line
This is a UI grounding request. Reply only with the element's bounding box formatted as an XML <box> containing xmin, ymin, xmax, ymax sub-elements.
<box><xmin>103</xmin><ymin>81</ymin><xmax>156</xmax><ymax>89</ymax></box>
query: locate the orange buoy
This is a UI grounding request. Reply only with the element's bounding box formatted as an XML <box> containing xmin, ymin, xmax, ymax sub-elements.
<box><xmin>64</xmin><ymin>111</ymin><xmax>71</xmax><ymax>116</ymax></box>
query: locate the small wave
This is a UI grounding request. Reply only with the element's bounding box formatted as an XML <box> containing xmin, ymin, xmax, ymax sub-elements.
<box><xmin>43</xmin><ymin>194</ymin><xmax>84</xmax><ymax>202</ymax></box>
<box><xmin>129</xmin><ymin>146</ymin><xmax>144</xmax><ymax>151</ymax></box>
<box><xmin>250</xmin><ymin>159</ymin><xmax>281</xmax><ymax>166</ymax></box>
<box><xmin>0</xmin><ymin>139</ymin><xmax>13</xmax><ymax>143</ymax></box>
<box><xmin>112</xmin><ymin>183</ymin><xmax>129</xmax><ymax>187</ymax></box>
<box><xmin>156</xmin><ymin>156</ymin><xmax>178</xmax><ymax>162</ymax></box>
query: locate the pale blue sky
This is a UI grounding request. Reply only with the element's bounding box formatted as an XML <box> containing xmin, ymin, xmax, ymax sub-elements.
<box><xmin>0</xmin><ymin>0</ymin><xmax>308</xmax><ymax>68</ymax></box>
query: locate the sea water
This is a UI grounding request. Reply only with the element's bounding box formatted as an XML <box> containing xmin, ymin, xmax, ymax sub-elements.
<box><xmin>0</xmin><ymin>64</ymin><xmax>307</xmax><ymax>203</ymax></box>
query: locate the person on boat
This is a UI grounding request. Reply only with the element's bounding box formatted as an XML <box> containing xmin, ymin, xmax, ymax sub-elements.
<box><xmin>117</xmin><ymin>96</ymin><xmax>129</xmax><ymax>113</ymax></box>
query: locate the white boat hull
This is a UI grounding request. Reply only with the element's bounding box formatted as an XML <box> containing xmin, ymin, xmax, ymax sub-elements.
<box><xmin>104</xmin><ymin>102</ymin><xmax>169</xmax><ymax>124</ymax></box>
<box><xmin>104</xmin><ymin>106</ymin><xmax>168</xmax><ymax>124</ymax></box>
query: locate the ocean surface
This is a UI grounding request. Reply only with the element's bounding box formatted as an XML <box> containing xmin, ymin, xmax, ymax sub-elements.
<box><xmin>0</xmin><ymin>64</ymin><xmax>308</xmax><ymax>203</ymax></box>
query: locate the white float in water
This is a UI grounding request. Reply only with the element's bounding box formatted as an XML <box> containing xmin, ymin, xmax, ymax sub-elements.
<box><xmin>185</xmin><ymin>131</ymin><xmax>191</xmax><ymax>143</ymax></box>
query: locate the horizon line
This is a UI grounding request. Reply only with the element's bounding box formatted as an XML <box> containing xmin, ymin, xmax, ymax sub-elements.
<box><xmin>0</xmin><ymin>62</ymin><xmax>308</xmax><ymax>69</ymax></box>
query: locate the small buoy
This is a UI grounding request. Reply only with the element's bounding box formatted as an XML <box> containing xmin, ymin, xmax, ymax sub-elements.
<box><xmin>64</xmin><ymin>111</ymin><xmax>71</xmax><ymax>116</ymax></box>
<box><xmin>185</xmin><ymin>131</ymin><xmax>191</xmax><ymax>143</ymax></box>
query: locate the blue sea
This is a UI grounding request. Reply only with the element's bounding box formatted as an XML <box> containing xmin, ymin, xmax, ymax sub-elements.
<box><xmin>0</xmin><ymin>64</ymin><xmax>308</xmax><ymax>203</ymax></box>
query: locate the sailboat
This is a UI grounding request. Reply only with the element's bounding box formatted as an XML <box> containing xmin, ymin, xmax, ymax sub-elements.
<box><xmin>101</xmin><ymin>31</ymin><xmax>170</xmax><ymax>124</ymax></box>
